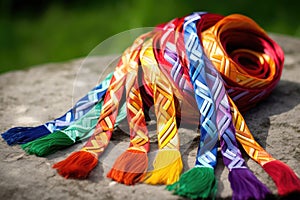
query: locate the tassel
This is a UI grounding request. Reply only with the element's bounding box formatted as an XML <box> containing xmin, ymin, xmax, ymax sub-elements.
<box><xmin>262</xmin><ymin>160</ymin><xmax>300</xmax><ymax>195</ymax></box>
<box><xmin>143</xmin><ymin>149</ymin><xmax>183</xmax><ymax>185</ymax></box>
<box><xmin>52</xmin><ymin>151</ymin><xmax>98</xmax><ymax>179</ymax></box>
<box><xmin>228</xmin><ymin>168</ymin><xmax>271</xmax><ymax>200</ymax></box>
<box><xmin>107</xmin><ymin>147</ymin><xmax>148</xmax><ymax>185</ymax></box>
<box><xmin>166</xmin><ymin>167</ymin><xmax>217</xmax><ymax>199</ymax></box>
<box><xmin>1</xmin><ymin>125</ymin><xmax>49</xmax><ymax>145</ymax></box>
<box><xmin>21</xmin><ymin>131</ymin><xmax>74</xmax><ymax>157</ymax></box>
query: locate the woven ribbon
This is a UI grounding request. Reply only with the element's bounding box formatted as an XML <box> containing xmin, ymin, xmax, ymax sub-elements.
<box><xmin>2</xmin><ymin>12</ymin><xmax>300</xmax><ymax>198</ymax></box>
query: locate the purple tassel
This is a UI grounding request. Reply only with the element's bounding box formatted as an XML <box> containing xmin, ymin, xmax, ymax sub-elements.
<box><xmin>229</xmin><ymin>168</ymin><xmax>271</xmax><ymax>200</ymax></box>
<box><xmin>1</xmin><ymin>125</ymin><xmax>50</xmax><ymax>145</ymax></box>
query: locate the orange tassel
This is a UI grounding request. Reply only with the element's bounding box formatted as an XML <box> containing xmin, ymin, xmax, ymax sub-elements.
<box><xmin>107</xmin><ymin>147</ymin><xmax>148</xmax><ymax>185</ymax></box>
<box><xmin>52</xmin><ymin>151</ymin><xmax>98</xmax><ymax>179</ymax></box>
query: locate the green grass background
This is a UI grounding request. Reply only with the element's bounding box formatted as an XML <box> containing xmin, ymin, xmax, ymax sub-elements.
<box><xmin>1</xmin><ymin>0</ymin><xmax>299</xmax><ymax>73</ymax></box>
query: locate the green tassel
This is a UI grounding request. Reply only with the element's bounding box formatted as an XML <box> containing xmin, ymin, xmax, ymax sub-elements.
<box><xmin>21</xmin><ymin>131</ymin><xmax>74</xmax><ymax>156</ymax></box>
<box><xmin>166</xmin><ymin>167</ymin><xmax>217</xmax><ymax>199</ymax></box>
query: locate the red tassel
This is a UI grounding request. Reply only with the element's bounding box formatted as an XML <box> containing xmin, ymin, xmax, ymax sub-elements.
<box><xmin>52</xmin><ymin>151</ymin><xmax>98</xmax><ymax>179</ymax></box>
<box><xmin>107</xmin><ymin>148</ymin><xmax>148</xmax><ymax>185</ymax></box>
<box><xmin>262</xmin><ymin>160</ymin><xmax>300</xmax><ymax>195</ymax></box>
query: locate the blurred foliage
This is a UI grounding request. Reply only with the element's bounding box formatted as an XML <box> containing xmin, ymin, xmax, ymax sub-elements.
<box><xmin>0</xmin><ymin>0</ymin><xmax>299</xmax><ymax>73</ymax></box>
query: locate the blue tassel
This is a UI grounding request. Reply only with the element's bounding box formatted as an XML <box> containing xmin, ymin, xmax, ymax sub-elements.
<box><xmin>1</xmin><ymin>125</ymin><xmax>50</xmax><ymax>145</ymax></box>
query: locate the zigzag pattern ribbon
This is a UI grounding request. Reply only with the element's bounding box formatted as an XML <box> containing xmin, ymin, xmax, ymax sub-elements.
<box><xmin>140</xmin><ymin>38</ymin><xmax>179</xmax><ymax>150</ymax></box>
<box><xmin>198</xmin><ymin>13</ymin><xmax>300</xmax><ymax>197</ymax></box>
<box><xmin>81</xmin><ymin>34</ymin><xmax>149</xmax><ymax>156</ymax></box>
<box><xmin>200</xmin><ymin>14</ymin><xmax>284</xmax><ymax>166</ymax></box>
<box><xmin>201</xmin><ymin>14</ymin><xmax>283</xmax><ymax>111</ymax></box>
<box><xmin>154</xmin><ymin>19</ymin><xmax>199</xmax><ymax>125</ymax></box>
<box><xmin>184</xmin><ymin>13</ymin><xmax>248</xmax><ymax>170</ymax></box>
<box><xmin>1</xmin><ymin>71</ymin><xmax>112</xmax><ymax>145</ymax></box>
<box><xmin>184</xmin><ymin>13</ymin><xmax>218</xmax><ymax>168</ymax></box>
<box><xmin>3</xmin><ymin>11</ymin><xmax>300</xmax><ymax>198</ymax></box>
<box><xmin>54</xmin><ymin>99</ymin><xmax>127</xmax><ymax>143</ymax></box>
<box><xmin>44</xmin><ymin>73</ymin><xmax>111</xmax><ymax>132</ymax></box>
<box><xmin>183</xmin><ymin>13</ymin><xmax>268</xmax><ymax>172</ymax></box>
<box><xmin>125</xmin><ymin>47</ymin><xmax>149</xmax><ymax>151</ymax></box>
<box><xmin>126</xmin><ymin>84</ymin><xmax>149</xmax><ymax>150</ymax></box>
<box><xmin>230</xmin><ymin>98</ymin><xmax>275</xmax><ymax>165</ymax></box>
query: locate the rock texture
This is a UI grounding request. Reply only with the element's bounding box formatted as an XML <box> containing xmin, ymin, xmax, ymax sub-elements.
<box><xmin>0</xmin><ymin>34</ymin><xmax>299</xmax><ymax>200</ymax></box>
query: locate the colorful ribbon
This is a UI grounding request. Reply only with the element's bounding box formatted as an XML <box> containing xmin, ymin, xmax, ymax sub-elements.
<box><xmin>107</xmin><ymin>34</ymin><xmax>151</xmax><ymax>185</ymax></box>
<box><xmin>1</xmin><ymin>72</ymin><xmax>111</xmax><ymax>145</ymax></box>
<box><xmin>2</xmin><ymin>12</ymin><xmax>300</xmax><ymax>199</ymax></box>
<box><xmin>176</xmin><ymin>13</ymin><xmax>270</xmax><ymax>199</ymax></box>
<box><xmin>140</xmin><ymin>38</ymin><xmax>183</xmax><ymax>185</ymax></box>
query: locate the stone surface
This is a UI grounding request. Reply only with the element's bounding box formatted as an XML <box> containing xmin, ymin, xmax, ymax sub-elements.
<box><xmin>0</xmin><ymin>34</ymin><xmax>300</xmax><ymax>200</ymax></box>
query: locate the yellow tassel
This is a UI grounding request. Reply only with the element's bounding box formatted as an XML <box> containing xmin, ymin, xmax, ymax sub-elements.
<box><xmin>143</xmin><ymin>149</ymin><xmax>183</xmax><ymax>185</ymax></box>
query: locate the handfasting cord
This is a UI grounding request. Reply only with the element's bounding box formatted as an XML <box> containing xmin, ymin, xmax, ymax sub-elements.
<box><xmin>52</xmin><ymin>33</ymin><xmax>150</xmax><ymax>179</ymax></box>
<box><xmin>2</xmin><ymin>11</ymin><xmax>300</xmax><ymax>198</ymax></box>
<box><xmin>21</xmin><ymin>97</ymin><xmax>127</xmax><ymax>157</ymax></box>
<box><xmin>230</xmin><ymin>98</ymin><xmax>300</xmax><ymax>195</ymax></box>
<box><xmin>141</xmin><ymin>38</ymin><xmax>183</xmax><ymax>185</ymax></box>
<box><xmin>155</xmin><ymin>17</ymin><xmax>216</xmax><ymax>198</ymax></box>
<box><xmin>201</xmin><ymin>14</ymin><xmax>283</xmax><ymax>111</ymax></box>
<box><xmin>1</xmin><ymin>72</ymin><xmax>111</xmax><ymax>145</ymax></box>
<box><xmin>201</xmin><ymin>14</ymin><xmax>300</xmax><ymax>195</ymax></box>
<box><xmin>167</xmin><ymin>13</ymin><xmax>220</xmax><ymax>199</ymax></box>
<box><xmin>19</xmin><ymin>72</ymin><xmax>113</xmax><ymax>156</ymax></box>
<box><xmin>182</xmin><ymin>12</ymin><xmax>270</xmax><ymax>200</ymax></box>
<box><xmin>107</xmin><ymin>34</ymin><xmax>151</xmax><ymax>185</ymax></box>
<box><xmin>153</xmin><ymin>18</ymin><xmax>199</xmax><ymax>126</ymax></box>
